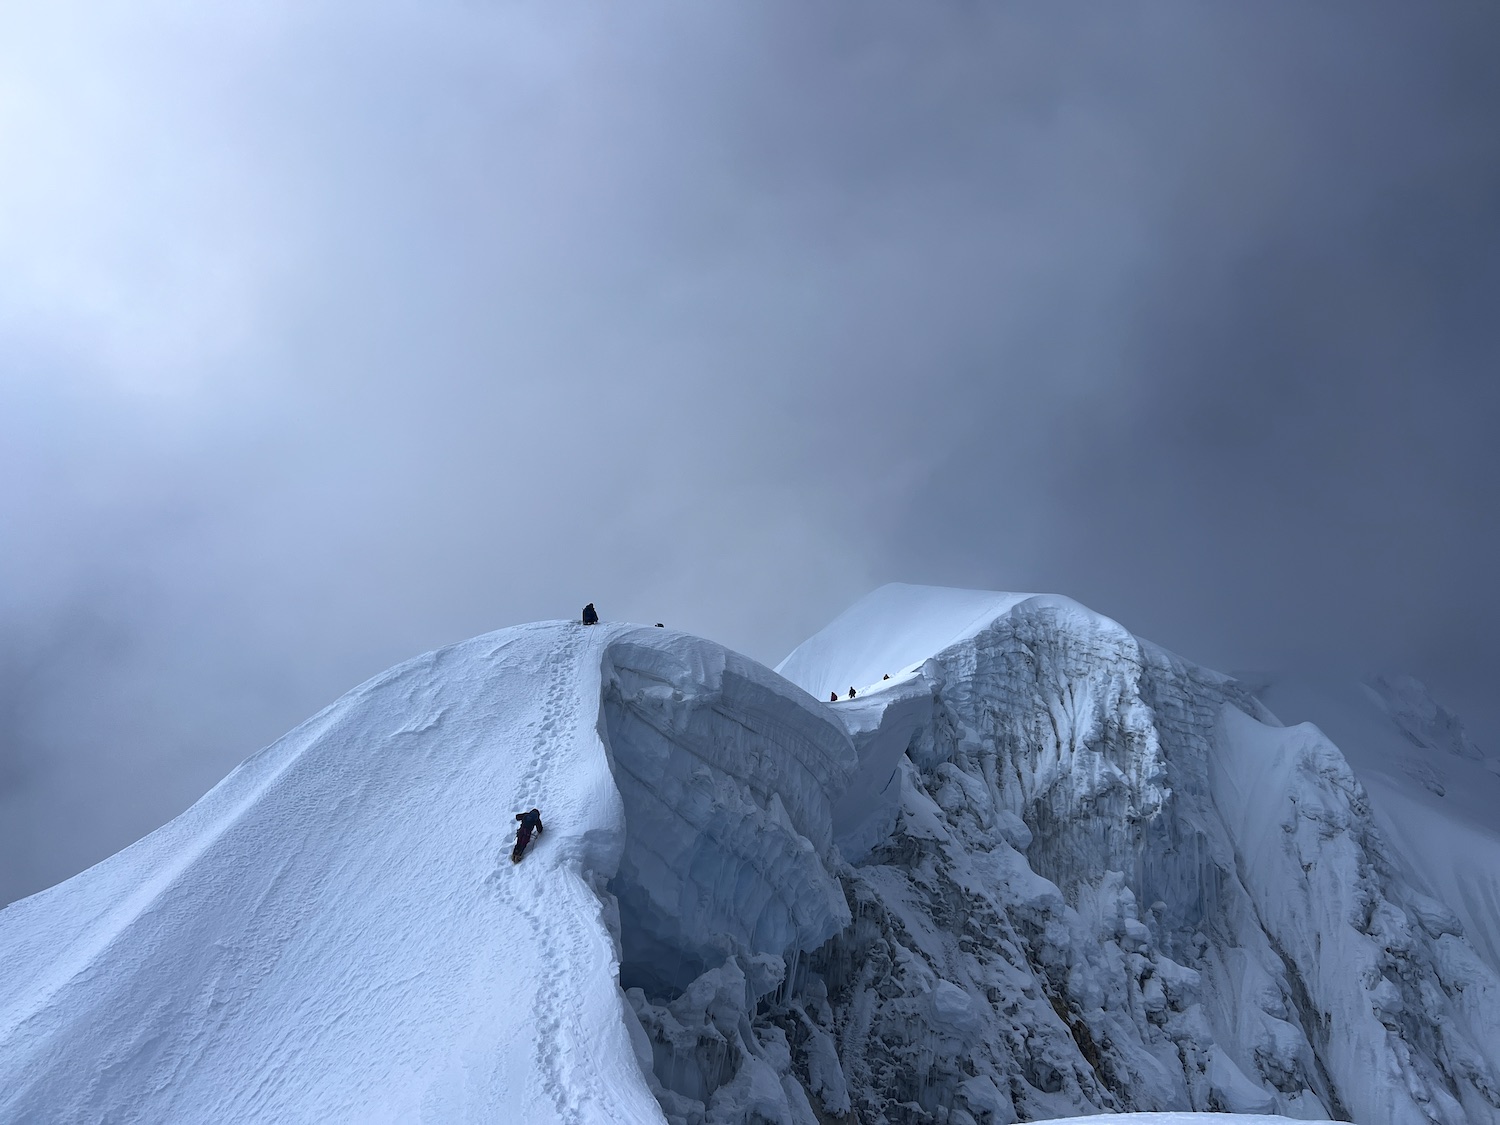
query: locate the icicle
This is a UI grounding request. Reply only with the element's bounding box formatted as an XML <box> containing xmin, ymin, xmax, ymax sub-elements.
<box><xmin>780</xmin><ymin>947</ymin><xmax>801</xmax><ymax>1008</ymax></box>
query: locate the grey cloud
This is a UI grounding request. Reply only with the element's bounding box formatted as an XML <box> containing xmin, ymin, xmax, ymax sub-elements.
<box><xmin>3</xmin><ymin>2</ymin><xmax>1497</xmax><ymax>904</ymax></box>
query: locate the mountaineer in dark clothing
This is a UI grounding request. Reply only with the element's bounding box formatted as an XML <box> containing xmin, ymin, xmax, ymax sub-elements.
<box><xmin>512</xmin><ymin>808</ymin><xmax>544</xmax><ymax>863</ymax></box>
<box><xmin>581</xmin><ymin>603</ymin><xmax>599</xmax><ymax>626</ymax></box>
<box><xmin>848</xmin><ymin>687</ymin><xmax>857</xmax><ymax>699</ymax></box>
<box><xmin>829</xmin><ymin>691</ymin><xmax>838</xmax><ymax>702</ymax></box>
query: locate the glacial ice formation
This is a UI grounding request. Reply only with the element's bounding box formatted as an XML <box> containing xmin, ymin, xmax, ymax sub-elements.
<box><xmin>774</xmin><ymin>585</ymin><xmax>1500</xmax><ymax>1125</ymax></box>
<box><xmin>0</xmin><ymin>623</ymin><xmax>856</xmax><ymax>1125</ymax></box>
<box><xmin>600</xmin><ymin>633</ymin><xmax>855</xmax><ymax>994</ymax></box>
<box><xmin>1255</xmin><ymin>670</ymin><xmax>1500</xmax><ymax>979</ymax></box>
<box><xmin>3</xmin><ymin>585</ymin><xmax>1499</xmax><ymax>1125</ymax></box>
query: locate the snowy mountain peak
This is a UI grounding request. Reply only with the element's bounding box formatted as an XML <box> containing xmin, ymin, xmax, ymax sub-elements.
<box><xmin>0</xmin><ymin>622</ymin><xmax>857</xmax><ymax>1124</ymax></box>
<box><xmin>783</xmin><ymin>588</ymin><xmax>1500</xmax><ymax>1123</ymax></box>
<box><xmin>775</xmin><ymin>583</ymin><xmax>1039</xmax><ymax>695</ymax></box>
<box><xmin>4</xmin><ymin>592</ymin><xmax>1500</xmax><ymax>1124</ymax></box>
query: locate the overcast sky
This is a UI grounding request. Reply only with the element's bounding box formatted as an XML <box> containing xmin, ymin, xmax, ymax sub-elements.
<box><xmin>3</xmin><ymin>1</ymin><xmax>1497</xmax><ymax>905</ymax></box>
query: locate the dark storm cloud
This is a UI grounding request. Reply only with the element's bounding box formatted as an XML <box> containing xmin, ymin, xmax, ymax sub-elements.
<box><xmin>3</xmin><ymin>1</ymin><xmax>1496</xmax><ymax>903</ymax></box>
<box><xmin>861</xmin><ymin>3</ymin><xmax>1500</xmax><ymax>732</ymax></box>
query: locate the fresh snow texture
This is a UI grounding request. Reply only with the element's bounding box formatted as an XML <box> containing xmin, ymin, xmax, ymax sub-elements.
<box><xmin>1254</xmin><ymin>671</ymin><xmax>1500</xmax><ymax>976</ymax></box>
<box><xmin>0</xmin><ymin>622</ymin><xmax>856</xmax><ymax>1124</ymax></box>
<box><xmin>1210</xmin><ymin>707</ymin><xmax>1500</xmax><ymax>1125</ymax></box>
<box><xmin>775</xmin><ymin>582</ymin><xmax>1033</xmax><ymax>698</ymax></box>
<box><xmin>6</xmin><ymin>583</ymin><xmax>1500</xmax><ymax>1125</ymax></box>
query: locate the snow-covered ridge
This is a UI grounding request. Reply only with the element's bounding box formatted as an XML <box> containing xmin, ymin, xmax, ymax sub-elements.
<box><xmin>4</xmin><ymin>585</ymin><xmax>1500</xmax><ymax>1125</ymax></box>
<box><xmin>775</xmin><ymin>583</ymin><xmax>1036</xmax><ymax>699</ymax></box>
<box><xmin>0</xmin><ymin>622</ymin><xmax>856</xmax><ymax>1124</ymax></box>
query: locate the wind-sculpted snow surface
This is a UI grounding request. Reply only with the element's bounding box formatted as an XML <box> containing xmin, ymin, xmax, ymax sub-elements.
<box><xmin>5</xmin><ymin>589</ymin><xmax>1499</xmax><ymax>1125</ymax></box>
<box><xmin>0</xmin><ymin>621</ymin><xmax>672</xmax><ymax>1123</ymax></box>
<box><xmin>1256</xmin><ymin>670</ymin><xmax>1500</xmax><ymax>978</ymax></box>
<box><xmin>770</xmin><ymin>584</ymin><xmax>1500</xmax><ymax>1125</ymax></box>
<box><xmin>1210</xmin><ymin>709</ymin><xmax>1500</xmax><ymax>1125</ymax></box>
<box><xmin>0</xmin><ymin>623</ymin><xmax>858</xmax><ymax>1125</ymax></box>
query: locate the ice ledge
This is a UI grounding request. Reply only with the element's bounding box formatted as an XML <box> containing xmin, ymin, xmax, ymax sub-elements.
<box><xmin>599</xmin><ymin>630</ymin><xmax>858</xmax><ymax>996</ymax></box>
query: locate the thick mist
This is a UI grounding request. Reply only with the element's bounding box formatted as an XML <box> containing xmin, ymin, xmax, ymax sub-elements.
<box><xmin>4</xmin><ymin>2</ymin><xmax>1496</xmax><ymax>904</ymax></box>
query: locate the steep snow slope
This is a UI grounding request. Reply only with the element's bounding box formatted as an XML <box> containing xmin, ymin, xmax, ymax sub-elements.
<box><xmin>0</xmin><ymin>622</ymin><xmax>661</xmax><ymax>1123</ymax></box>
<box><xmin>1254</xmin><ymin>673</ymin><xmax>1500</xmax><ymax>975</ymax></box>
<box><xmin>777</xmin><ymin>584</ymin><xmax>1032</xmax><ymax>699</ymax></box>
<box><xmin>0</xmin><ymin>623</ymin><xmax>856</xmax><ymax>1124</ymax></box>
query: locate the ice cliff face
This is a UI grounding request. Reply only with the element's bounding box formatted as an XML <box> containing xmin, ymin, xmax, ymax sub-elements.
<box><xmin>4</xmin><ymin>588</ymin><xmax>1498</xmax><ymax>1125</ymax></box>
<box><xmin>599</xmin><ymin>635</ymin><xmax>861</xmax><ymax>1124</ymax></box>
<box><xmin>751</xmin><ymin>586</ymin><xmax>1500</xmax><ymax>1125</ymax></box>
<box><xmin>602</xmin><ymin>637</ymin><xmax>855</xmax><ymax>995</ymax></box>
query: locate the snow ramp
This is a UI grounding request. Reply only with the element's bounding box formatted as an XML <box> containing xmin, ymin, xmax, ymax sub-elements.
<box><xmin>0</xmin><ymin>622</ymin><xmax>856</xmax><ymax>1124</ymax></box>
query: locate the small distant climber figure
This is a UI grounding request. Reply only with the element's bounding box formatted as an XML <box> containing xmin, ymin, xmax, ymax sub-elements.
<box><xmin>829</xmin><ymin>691</ymin><xmax>839</xmax><ymax>702</ymax></box>
<box><xmin>581</xmin><ymin>603</ymin><xmax>599</xmax><ymax>626</ymax></box>
<box><xmin>848</xmin><ymin>687</ymin><xmax>857</xmax><ymax>699</ymax></box>
<box><xmin>883</xmin><ymin>673</ymin><xmax>890</xmax><ymax>681</ymax></box>
<box><xmin>512</xmin><ymin>807</ymin><xmax>544</xmax><ymax>863</ymax></box>
<box><xmin>655</xmin><ymin>623</ymin><xmax>664</xmax><ymax>628</ymax></box>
